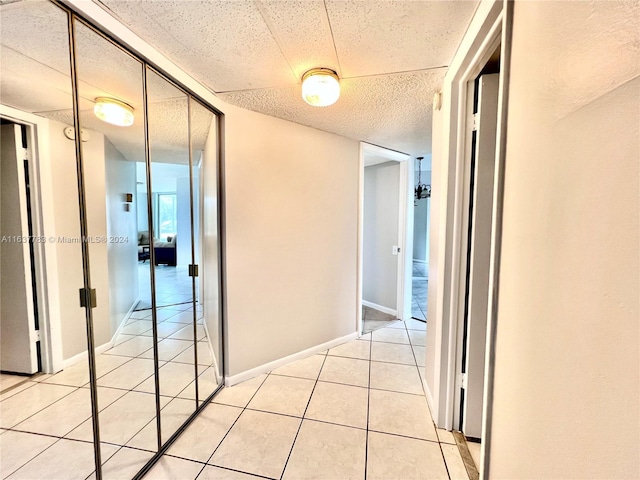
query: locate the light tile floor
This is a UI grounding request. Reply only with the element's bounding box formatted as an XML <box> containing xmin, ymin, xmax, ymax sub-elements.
<box><xmin>0</xmin><ymin>301</ymin><xmax>219</xmax><ymax>480</ymax></box>
<box><xmin>142</xmin><ymin>320</ymin><xmax>470</xmax><ymax>480</ymax></box>
<box><xmin>361</xmin><ymin>306</ymin><xmax>397</xmax><ymax>334</ymax></box>
<box><xmin>412</xmin><ymin>261</ymin><xmax>428</xmax><ymax>321</ymax></box>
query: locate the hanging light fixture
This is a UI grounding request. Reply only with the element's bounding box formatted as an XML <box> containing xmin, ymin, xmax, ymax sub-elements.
<box><xmin>301</xmin><ymin>68</ymin><xmax>340</xmax><ymax>107</ymax></box>
<box><xmin>93</xmin><ymin>97</ymin><xmax>135</xmax><ymax>127</ymax></box>
<box><xmin>414</xmin><ymin>156</ymin><xmax>431</xmax><ymax>200</ymax></box>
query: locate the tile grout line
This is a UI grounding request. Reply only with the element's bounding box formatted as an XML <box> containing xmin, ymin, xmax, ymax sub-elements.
<box><xmin>20</xmin><ymin>309</ymin><xmax>214</xmax><ymax>479</ymax></box>
<box><xmin>406</xmin><ymin>319</ymin><xmax>454</xmax><ymax>480</ymax></box>
<box><xmin>4</xmin><ymin>384</ymin><xmax>83</xmax><ymax>434</ymax></box>
<box><xmin>193</xmin><ymin>373</ymin><xmax>270</xmax><ymax>480</ymax></box>
<box><xmin>277</xmin><ymin>353</ymin><xmax>329</xmax><ymax>480</ymax></box>
<box><xmin>5</xmin><ymin>434</ymin><xmax>89</xmax><ymax>478</ymax></box>
<box><xmin>364</xmin><ymin>320</ymin><xmax>374</xmax><ymax>480</ymax></box>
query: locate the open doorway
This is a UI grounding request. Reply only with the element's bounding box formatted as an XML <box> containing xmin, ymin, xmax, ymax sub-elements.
<box><xmin>411</xmin><ymin>155</ymin><xmax>431</xmax><ymax>322</ymax></box>
<box><xmin>357</xmin><ymin>143</ymin><xmax>411</xmax><ymax>335</ymax></box>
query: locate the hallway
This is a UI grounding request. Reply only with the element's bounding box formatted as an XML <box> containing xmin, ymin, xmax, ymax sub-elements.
<box><xmin>412</xmin><ymin>262</ymin><xmax>428</xmax><ymax>321</ymax></box>
<box><xmin>139</xmin><ymin>320</ymin><xmax>470</xmax><ymax>480</ymax></box>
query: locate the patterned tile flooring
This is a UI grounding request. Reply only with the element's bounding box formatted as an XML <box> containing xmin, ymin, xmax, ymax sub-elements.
<box><xmin>0</xmin><ymin>301</ymin><xmax>217</xmax><ymax>480</ymax></box>
<box><xmin>141</xmin><ymin>319</ymin><xmax>470</xmax><ymax>480</ymax></box>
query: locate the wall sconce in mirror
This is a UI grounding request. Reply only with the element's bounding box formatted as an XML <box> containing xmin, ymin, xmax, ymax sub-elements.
<box><xmin>123</xmin><ymin>192</ymin><xmax>133</xmax><ymax>212</ymax></box>
<box><xmin>414</xmin><ymin>156</ymin><xmax>431</xmax><ymax>201</ymax></box>
<box><xmin>93</xmin><ymin>97</ymin><xmax>134</xmax><ymax>127</ymax></box>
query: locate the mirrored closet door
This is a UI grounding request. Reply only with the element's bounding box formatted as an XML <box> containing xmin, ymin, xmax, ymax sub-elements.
<box><xmin>0</xmin><ymin>2</ymin><xmax>225</xmax><ymax>478</ymax></box>
<box><xmin>146</xmin><ymin>67</ymin><xmax>197</xmax><ymax>445</ymax></box>
<box><xmin>72</xmin><ymin>17</ymin><xmax>160</xmax><ymax>474</ymax></box>
<box><xmin>0</xmin><ymin>3</ymin><xmax>100</xmax><ymax>478</ymax></box>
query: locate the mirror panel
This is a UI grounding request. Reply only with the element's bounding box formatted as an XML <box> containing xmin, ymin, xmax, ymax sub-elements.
<box><xmin>0</xmin><ymin>4</ymin><xmax>223</xmax><ymax>476</ymax></box>
<box><xmin>0</xmin><ymin>2</ymin><xmax>105</xmax><ymax>478</ymax></box>
<box><xmin>191</xmin><ymin>99</ymin><xmax>223</xmax><ymax>402</ymax></box>
<box><xmin>70</xmin><ymin>18</ymin><xmax>156</xmax><ymax>471</ymax></box>
<box><xmin>146</xmin><ymin>67</ymin><xmax>197</xmax><ymax>444</ymax></box>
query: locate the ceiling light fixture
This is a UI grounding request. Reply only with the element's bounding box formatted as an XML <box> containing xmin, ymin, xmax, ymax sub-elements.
<box><xmin>301</xmin><ymin>68</ymin><xmax>340</xmax><ymax>107</ymax></box>
<box><xmin>93</xmin><ymin>97</ymin><xmax>134</xmax><ymax>127</ymax></box>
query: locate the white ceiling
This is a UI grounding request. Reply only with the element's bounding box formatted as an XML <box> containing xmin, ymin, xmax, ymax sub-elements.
<box><xmin>0</xmin><ymin>0</ymin><xmax>214</xmax><ymax>164</ymax></box>
<box><xmin>0</xmin><ymin>0</ymin><xmax>478</xmax><ymax>159</ymax></box>
<box><xmin>95</xmin><ymin>0</ymin><xmax>479</xmax><ymax>156</ymax></box>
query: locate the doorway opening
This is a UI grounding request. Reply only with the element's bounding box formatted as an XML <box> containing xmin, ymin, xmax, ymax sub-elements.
<box><xmin>411</xmin><ymin>155</ymin><xmax>431</xmax><ymax>322</ymax></box>
<box><xmin>357</xmin><ymin>143</ymin><xmax>411</xmax><ymax>336</ymax></box>
<box><xmin>0</xmin><ymin>118</ymin><xmax>42</xmax><ymax>386</ymax></box>
<box><xmin>453</xmin><ymin>44</ymin><xmax>502</xmax><ymax>473</ymax></box>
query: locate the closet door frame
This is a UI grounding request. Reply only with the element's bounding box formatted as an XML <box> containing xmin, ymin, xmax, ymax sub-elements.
<box><xmin>58</xmin><ymin>4</ymin><xmax>227</xmax><ymax>478</ymax></box>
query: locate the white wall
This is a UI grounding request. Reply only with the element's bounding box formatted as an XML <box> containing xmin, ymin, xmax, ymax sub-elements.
<box><xmin>426</xmin><ymin>102</ymin><xmax>443</xmax><ymax>403</ymax></box>
<box><xmin>224</xmin><ymin>103</ymin><xmax>360</xmax><ymax>377</ymax></box>
<box><xmin>363</xmin><ymin>162</ymin><xmax>400</xmax><ymax>311</ymax></box>
<box><xmin>48</xmin><ymin>119</ymin><xmax>111</xmax><ymax>360</ymax></box>
<box><xmin>488</xmin><ymin>2</ymin><xmax>639</xmax><ymax>478</ymax></box>
<box><xmin>201</xmin><ymin>116</ymin><xmax>221</xmax><ymax>375</ymax></box>
<box><xmin>176</xmin><ymin>176</ymin><xmax>191</xmax><ymax>266</ymax></box>
<box><xmin>104</xmin><ymin>138</ymin><xmax>138</xmax><ymax>336</ymax></box>
<box><xmin>413</xmin><ymin>169</ymin><xmax>431</xmax><ymax>263</ymax></box>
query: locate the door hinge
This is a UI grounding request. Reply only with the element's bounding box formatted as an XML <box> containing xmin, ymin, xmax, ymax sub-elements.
<box><xmin>188</xmin><ymin>264</ymin><xmax>199</xmax><ymax>277</ymax></box>
<box><xmin>472</xmin><ymin>113</ymin><xmax>479</xmax><ymax>132</ymax></box>
<box><xmin>79</xmin><ymin>288</ymin><xmax>97</xmax><ymax>309</ymax></box>
<box><xmin>457</xmin><ymin>372</ymin><xmax>468</xmax><ymax>389</ymax></box>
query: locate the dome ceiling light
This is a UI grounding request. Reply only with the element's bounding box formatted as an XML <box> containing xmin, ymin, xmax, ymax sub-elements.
<box><xmin>93</xmin><ymin>97</ymin><xmax>135</xmax><ymax>127</ymax></box>
<box><xmin>301</xmin><ymin>68</ymin><xmax>340</xmax><ymax>107</ymax></box>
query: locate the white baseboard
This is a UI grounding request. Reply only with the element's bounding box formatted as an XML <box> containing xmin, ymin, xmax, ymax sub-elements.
<box><xmin>423</xmin><ymin>374</ymin><xmax>436</xmax><ymax>423</ymax></box>
<box><xmin>62</xmin><ymin>338</ymin><xmax>114</xmax><ymax>369</ymax></box>
<box><xmin>362</xmin><ymin>300</ymin><xmax>397</xmax><ymax>317</ymax></box>
<box><xmin>62</xmin><ymin>297</ymin><xmax>139</xmax><ymax>369</ymax></box>
<box><xmin>200</xmin><ymin>315</ymin><xmax>222</xmax><ymax>382</ymax></box>
<box><xmin>224</xmin><ymin>331</ymin><xmax>359</xmax><ymax>387</ymax></box>
<box><xmin>413</xmin><ymin>259</ymin><xmax>427</xmax><ymax>264</ymax></box>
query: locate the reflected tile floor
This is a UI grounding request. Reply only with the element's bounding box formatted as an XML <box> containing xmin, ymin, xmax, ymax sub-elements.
<box><xmin>412</xmin><ymin>261</ymin><xmax>428</xmax><ymax>321</ymax></box>
<box><xmin>143</xmin><ymin>320</ymin><xmax>469</xmax><ymax>480</ymax></box>
<box><xmin>1</xmin><ymin>317</ymin><xmax>466</xmax><ymax>479</ymax></box>
<box><xmin>138</xmin><ymin>263</ymin><xmax>196</xmax><ymax>309</ymax></box>
<box><xmin>362</xmin><ymin>306</ymin><xmax>398</xmax><ymax>334</ymax></box>
<box><xmin>0</xmin><ymin>302</ymin><xmax>219</xmax><ymax>480</ymax></box>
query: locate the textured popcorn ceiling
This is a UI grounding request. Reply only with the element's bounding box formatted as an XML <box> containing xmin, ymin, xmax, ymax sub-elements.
<box><xmin>96</xmin><ymin>0</ymin><xmax>478</xmax><ymax>156</ymax></box>
<box><xmin>0</xmin><ymin>1</ymin><xmax>214</xmax><ymax>164</ymax></box>
<box><xmin>221</xmin><ymin>68</ymin><xmax>446</xmax><ymax>155</ymax></box>
<box><xmin>1</xmin><ymin>0</ymin><xmax>478</xmax><ymax>157</ymax></box>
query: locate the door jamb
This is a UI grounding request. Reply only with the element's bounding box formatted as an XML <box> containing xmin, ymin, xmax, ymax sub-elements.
<box><xmin>0</xmin><ymin>104</ymin><xmax>64</xmax><ymax>374</ymax></box>
<box><xmin>428</xmin><ymin>0</ymin><xmax>513</xmax><ymax>477</ymax></box>
<box><xmin>356</xmin><ymin>142</ymin><xmax>412</xmax><ymax>335</ymax></box>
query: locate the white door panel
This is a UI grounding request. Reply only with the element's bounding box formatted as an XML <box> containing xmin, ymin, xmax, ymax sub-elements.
<box><xmin>1</xmin><ymin>123</ymin><xmax>38</xmax><ymax>374</ymax></box>
<box><xmin>463</xmin><ymin>73</ymin><xmax>500</xmax><ymax>438</ymax></box>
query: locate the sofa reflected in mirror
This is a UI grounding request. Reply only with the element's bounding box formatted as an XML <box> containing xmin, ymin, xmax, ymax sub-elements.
<box><xmin>138</xmin><ymin>230</ymin><xmax>177</xmax><ymax>266</ymax></box>
<box><xmin>154</xmin><ymin>234</ymin><xmax>177</xmax><ymax>266</ymax></box>
<box><xmin>138</xmin><ymin>230</ymin><xmax>150</xmax><ymax>262</ymax></box>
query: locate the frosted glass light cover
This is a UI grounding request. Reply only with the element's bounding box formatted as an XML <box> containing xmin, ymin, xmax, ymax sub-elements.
<box><xmin>93</xmin><ymin>97</ymin><xmax>134</xmax><ymax>127</ymax></box>
<box><xmin>301</xmin><ymin>69</ymin><xmax>340</xmax><ymax>107</ymax></box>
